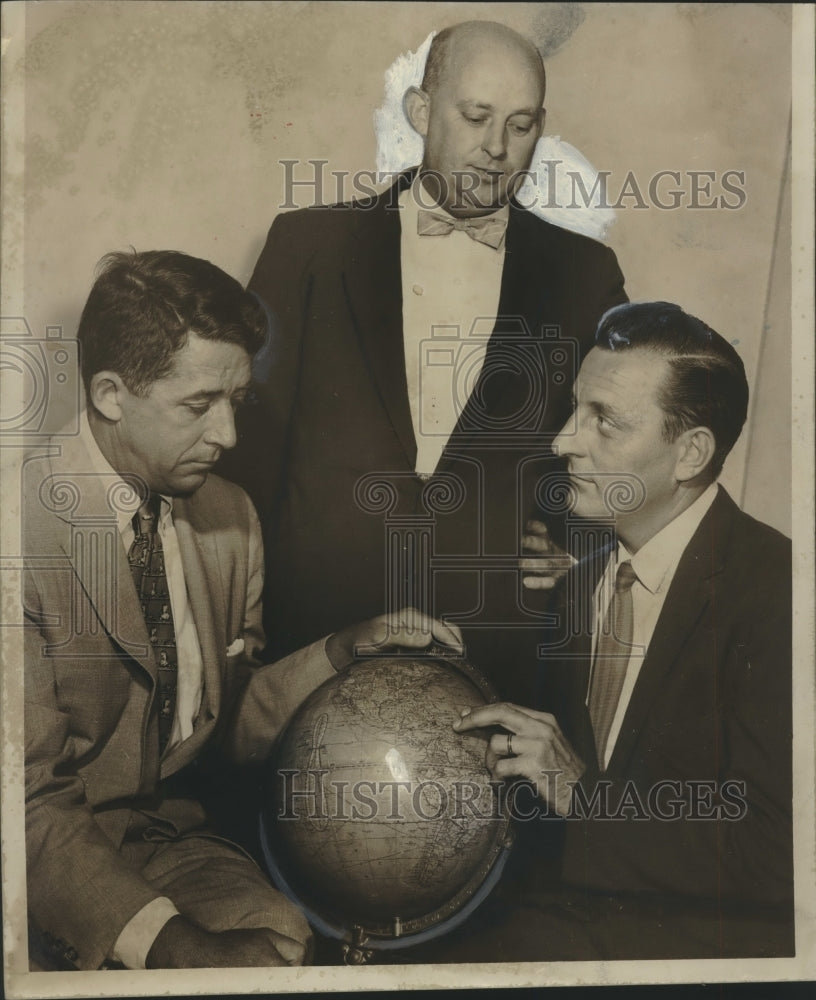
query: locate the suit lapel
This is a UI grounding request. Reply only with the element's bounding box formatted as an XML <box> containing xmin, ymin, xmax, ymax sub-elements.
<box><xmin>42</xmin><ymin>434</ymin><xmax>156</xmax><ymax>679</ymax></box>
<box><xmin>170</xmin><ymin>496</ymin><xmax>225</xmax><ymax>753</ymax></box>
<box><xmin>438</xmin><ymin>206</ymin><xmax>559</xmax><ymax>469</ymax></box>
<box><xmin>605</xmin><ymin>489</ymin><xmax>733</xmax><ymax>779</ymax></box>
<box><xmin>343</xmin><ymin>177</ymin><xmax>417</xmax><ymax>467</ymax></box>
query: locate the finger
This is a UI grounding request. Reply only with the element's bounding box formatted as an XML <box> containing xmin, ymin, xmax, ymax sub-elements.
<box><xmin>503</xmin><ymin>705</ymin><xmax>560</xmax><ymax>727</ymax></box>
<box><xmin>521</xmin><ymin>535</ymin><xmax>557</xmax><ymax>555</ymax></box>
<box><xmin>522</xmin><ymin>574</ymin><xmax>558</xmax><ymax>591</ymax></box>
<box><xmin>431</xmin><ymin>617</ymin><xmax>465</xmax><ymax>650</ymax></box>
<box><xmin>265</xmin><ymin>930</ymin><xmax>307</xmax><ymax>966</ymax></box>
<box><xmin>487</xmin><ymin>733</ymin><xmax>512</xmax><ymax>758</ymax></box>
<box><xmin>389</xmin><ymin>605</ymin><xmax>424</xmax><ymax>632</ymax></box>
<box><xmin>386</xmin><ymin>607</ymin><xmax>433</xmax><ymax>639</ymax></box>
<box><xmin>519</xmin><ymin>556</ymin><xmax>572</xmax><ymax>571</ymax></box>
<box><xmin>454</xmin><ymin>701</ymin><xmax>530</xmax><ymax>734</ymax></box>
<box><xmin>524</xmin><ymin>519</ymin><xmax>551</xmax><ymax>537</ymax></box>
<box><xmin>491</xmin><ymin>754</ymin><xmax>530</xmax><ymax>781</ymax></box>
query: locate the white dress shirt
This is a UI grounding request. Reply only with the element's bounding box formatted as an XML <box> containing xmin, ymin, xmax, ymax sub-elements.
<box><xmin>399</xmin><ymin>176</ymin><xmax>507</xmax><ymax>477</ymax></box>
<box><xmin>590</xmin><ymin>484</ymin><xmax>719</xmax><ymax>769</ymax></box>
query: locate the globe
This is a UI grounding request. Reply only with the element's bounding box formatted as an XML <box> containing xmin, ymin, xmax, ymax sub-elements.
<box><xmin>259</xmin><ymin>654</ymin><xmax>513</xmax><ymax>954</ymax></box>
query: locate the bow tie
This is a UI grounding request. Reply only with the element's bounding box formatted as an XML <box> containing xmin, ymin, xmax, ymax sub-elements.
<box><xmin>416</xmin><ymin>209</ymin><xmax>507</xmax><ymax>250</ymax></box>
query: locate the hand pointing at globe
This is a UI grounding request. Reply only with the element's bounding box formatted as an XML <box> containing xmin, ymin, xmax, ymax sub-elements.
<box><xmin>325</xmin><ymin>606</ymin><xmax>464</xmax><ymax>672</ymax></box>
<box><xmin>453</xmin><ymin>702</ymin><xmax>586</xmax><ymax>817</ymax></box>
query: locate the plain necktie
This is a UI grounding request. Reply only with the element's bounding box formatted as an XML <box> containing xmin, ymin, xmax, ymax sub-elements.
<box><xmin>128</xmin><ymin>494</ymin><xmax>177</xmax><ymax>755</ymax></box>
<box><xmin>416</xmin><ymin>208</ymin><xmax>507</xmax><ymax>250</ymax></box>
<box><xmin>588</xmin><ymin>560</ymin><xmax>638</xmax><ymax>769</ymax></box>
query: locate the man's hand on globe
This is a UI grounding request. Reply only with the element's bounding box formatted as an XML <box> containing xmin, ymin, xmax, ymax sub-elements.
<box><xmin>453</xmin><ymin>702</ymin><xmax>585</xmax><ymax>817</ymax></box>
<box><xmin>326</xmin><ymin>607</ymin><xmax>464</xmax><ymax>672</ymax></box>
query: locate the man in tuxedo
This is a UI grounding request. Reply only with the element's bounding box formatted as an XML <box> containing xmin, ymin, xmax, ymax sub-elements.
<box><xmin>220</xmin><ymin>20</ymin><xmax>627</xmax><ymax>701</ymax></box>
<box><xmin>441</xmin><ymin>301</ymin><xmax>794</xmax><ymax>960</ymax></box>
<box><xmin>22</xmin><ymin>250</ymin><xmax>459</xmax><ymax>971</ymax></box>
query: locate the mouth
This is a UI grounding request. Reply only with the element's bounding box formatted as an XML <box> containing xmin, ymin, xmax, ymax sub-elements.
<box><xmin>568</xmin><ymin>471</ymin><xmax>595</xmax><ymax>485</ymax></box>
<box><xmin>469</xmin><ymin>165</ymin><xmax>504</xmax><ymax>182</ymax></box>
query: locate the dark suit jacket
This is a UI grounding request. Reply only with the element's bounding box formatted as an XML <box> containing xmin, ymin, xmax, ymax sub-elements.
<box><xmin>22</xmin><ymin>432</ymin><xmax>334</xmax><ymax>970</ymax></box>
<box><xmin>506</xmin><ymin>487</ymin><xmax>794</xmax><ymax>958</ymax></box>
<box><xmin>220</xmin><ymin>174</ymin><xmax>627</xmax><ymax>698</ymax></box>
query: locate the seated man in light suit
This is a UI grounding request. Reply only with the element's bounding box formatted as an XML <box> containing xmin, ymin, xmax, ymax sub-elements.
<box><xmin>22</xmin><ymin>250</ymin><xmax>460</xmax><ymax>971</ymax></box>
<box><xmin>420</xmin><ymin>301</ymin><xmax>793</xmax><ymax>961</ymax></box>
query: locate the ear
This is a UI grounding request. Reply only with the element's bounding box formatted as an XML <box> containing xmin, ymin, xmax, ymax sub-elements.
<box><xmin>674</xmin><ymin>426</ymin><xmax>716</xmax><ymax>482</ymax></box>
<box><xmin>403</xmin><ymin>86</ymin><xmax>431</xmax><ymax>137</ymax></box>
<box><xmin>88</xmin><ymin>371</ymin><xmax>128</xmax><ymax>423</ymax></box>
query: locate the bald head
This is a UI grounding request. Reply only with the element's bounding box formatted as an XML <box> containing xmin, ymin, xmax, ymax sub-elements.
<box><xmin>422</xmin><ymin>21</ymin><xmax>546</xmax><ymax>106</ymax></box>
<box><xmin>404</xmin><ymin>20</ymin><xmax>547</xmax><ymax>217</ymax></box>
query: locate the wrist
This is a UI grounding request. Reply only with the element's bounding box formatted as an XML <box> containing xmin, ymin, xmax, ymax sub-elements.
<box><xmin>145</xmin><ymin>914</ymin><xmax>188</xmax><ymax>970</ymax></box>
<box><xmin>325</xmin><ymin>630</ymin><xmax>354</xmax><ymax>672</ymax></box>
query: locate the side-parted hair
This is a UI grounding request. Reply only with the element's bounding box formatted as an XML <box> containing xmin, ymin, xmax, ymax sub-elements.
<box><xmin>77</xmin><ymin>249</ymin><xmax>267</xmax><ymax>396</ymax></box>
<box><xmin>595</xmin><ymin>301</ymin><xmax>749</xmax><ymax>481</ymax></box>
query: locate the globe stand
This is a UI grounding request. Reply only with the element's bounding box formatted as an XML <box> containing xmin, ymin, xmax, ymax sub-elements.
<box><xmin>341</xmin><ymin>926</ymin><xmax>374</xmax><ymax>966</ymax></box>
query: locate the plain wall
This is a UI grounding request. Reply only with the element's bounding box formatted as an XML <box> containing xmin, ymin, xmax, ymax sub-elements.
<box><xmin>9</xmin><ymin>0</ymin><xmax>792</xmax><ymax>533</ymax></box>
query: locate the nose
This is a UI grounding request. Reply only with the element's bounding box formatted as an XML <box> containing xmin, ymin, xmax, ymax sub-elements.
<box><xmin>482</xmin><ymin>121</ymin><xmax>507</xmax><ymax>161</ymax></box>
<box><xmin>204</xmin><ymin>399</ymin><xmax>238</xmax><ymax>452</ymax></box>
<box><xmin>553</xmin><ymin>412</ymin><xmax>581</xmax><ymax>459</ymax></box>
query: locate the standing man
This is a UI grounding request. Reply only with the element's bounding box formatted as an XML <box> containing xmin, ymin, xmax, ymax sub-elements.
<box><xmin>445</xmin><ymin>302</ymin><xmax>793</xmax><ymax>960</ymax></box>
<box><xmin>220</xmin><ymin>20</ymin><xmax>627</xmax><ymax>700</ymax></box>
<box><xmin>22</xmin><ymin>250</ymin><xmax>458</xmax><ymax>971</ymax></box>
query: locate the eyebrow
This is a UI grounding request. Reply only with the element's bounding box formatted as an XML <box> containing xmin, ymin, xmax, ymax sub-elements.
<box><xmin>575</xmin><ymin>394</ymin><xmax>625</xmax><ymax>420</ymax></box>
<box><xmin>182</xmin><ymin>385</ymin><xmax>250</xmax><ymax>402</ymax></box>
<box><xmin>457</xmin><ymin>100</ymin><xmax>539</xmax><ymax>117</ymax></box>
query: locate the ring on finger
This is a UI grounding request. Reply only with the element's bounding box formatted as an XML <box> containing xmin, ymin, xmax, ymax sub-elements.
<box><xmin>507</xmin><ymin>733</ymin><xmax>514</xmax><ymax>756</ymax></box>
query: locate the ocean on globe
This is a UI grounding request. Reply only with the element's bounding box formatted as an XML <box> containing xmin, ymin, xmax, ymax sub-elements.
<box><xmin>260</xmin><ymin>654</ymin><xmax>513</xmax><ymax>951</ymax></box>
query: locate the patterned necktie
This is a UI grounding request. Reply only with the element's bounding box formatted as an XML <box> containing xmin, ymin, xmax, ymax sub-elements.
<box><xmin>128</xmin><ymin>494</ymin><xmax>177</xmax><ymax>755</ymax></box>
<box><xmin>416</xmin><ymin>209</ymin><xmax>508</xmax><ymax>250</ymax></box>
<box><xmin>588</xmin><ymin>560</ymin><xmax>638</xmax><ymax>769</ymax></box>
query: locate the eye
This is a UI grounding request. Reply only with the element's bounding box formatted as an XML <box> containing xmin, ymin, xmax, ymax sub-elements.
<box><xmin>509</xmin><ymin>121</ymin><xmax>534</xmax><ymax>136</ymax></box>
<box><xmin>184</xmin><ymin>401</ymin><xmax>211</xmax><ymax>416</ymax></box>
<box><xmin>463</xmin><ymin>113</ymin><xmax>487</xmax><ymax>126</ymax></box>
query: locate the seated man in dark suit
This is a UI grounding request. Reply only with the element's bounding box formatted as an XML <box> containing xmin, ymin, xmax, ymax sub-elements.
<box><xmin>22</xmin><ymin>249</ymin><xmax>459</xmax><ymax>971</ymax></box>
<box><xmin>420</xmin><ymin>301</ymin><xmax>793</xmax><ymax>960</ymax></box>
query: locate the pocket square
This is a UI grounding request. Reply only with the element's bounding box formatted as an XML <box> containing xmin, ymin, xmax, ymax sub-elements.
<box><xmin>226</xmin><ymin>637</ymin><xmax>245</xmax><ymax>657</ymax></box>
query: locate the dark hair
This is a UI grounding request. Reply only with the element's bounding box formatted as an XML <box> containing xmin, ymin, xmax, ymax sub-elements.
<box><xmin>77</xmin><ymin>249</ymin><xmax>267</xmax><ymax>396</ymax></box>
<box><xmin>421</xmin><ymin>22</ymin><xmax>545</xmax><ymax>98</ymax></box>
<box><xmin>594</xmin><ymin>301</ymin><xmax>749</xmax><ymax>481</ymax></box>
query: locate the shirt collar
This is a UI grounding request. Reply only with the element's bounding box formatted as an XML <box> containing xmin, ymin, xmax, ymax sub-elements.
<box><xmin>400</xmin><ymin>172</ymin><xmax>510</xmax><ymax>229</ymax></box>
<box><xmin>79</xmin><ymin>409</ymin><xmax>173</xmax><ymax>538</ymax></box>
<box><xmin>616</xmin><ymin>482</ymin><xmax>719</xmax><ymax>595</ymax></box>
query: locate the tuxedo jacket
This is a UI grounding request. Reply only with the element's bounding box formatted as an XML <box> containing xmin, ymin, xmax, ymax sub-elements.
<box><xmin>22</xmin><ymin>432</ymin><xmax>334</xmax><ymax>970</ymax></box>
<box><xmin>220</xmin><ymin>174</ymin><xmax>627</xmax><ymax>696</ymax></box>
<box><xmin>510</xmin><ymin>487</ymin><xmax>794</xmax><ymax>957</ymax></box>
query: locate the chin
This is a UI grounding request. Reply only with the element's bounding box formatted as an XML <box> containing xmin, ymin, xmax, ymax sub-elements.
<box><xmin>172</xmin><ymin>472</ymin><xmax>209</xmax><ymax>497</ymax></box>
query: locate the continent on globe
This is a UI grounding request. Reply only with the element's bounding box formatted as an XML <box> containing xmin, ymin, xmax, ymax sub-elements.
<box><xmin>260</xmin><ymin>655</ymin><xmax>514</xmax><ymax>953</ymax></box>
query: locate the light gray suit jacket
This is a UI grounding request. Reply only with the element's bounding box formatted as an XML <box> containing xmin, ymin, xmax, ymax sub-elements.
<box><xmin>22</xmin><ymin>429</ymin><xmax>334</xmax><ymax>970</ymax></box>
